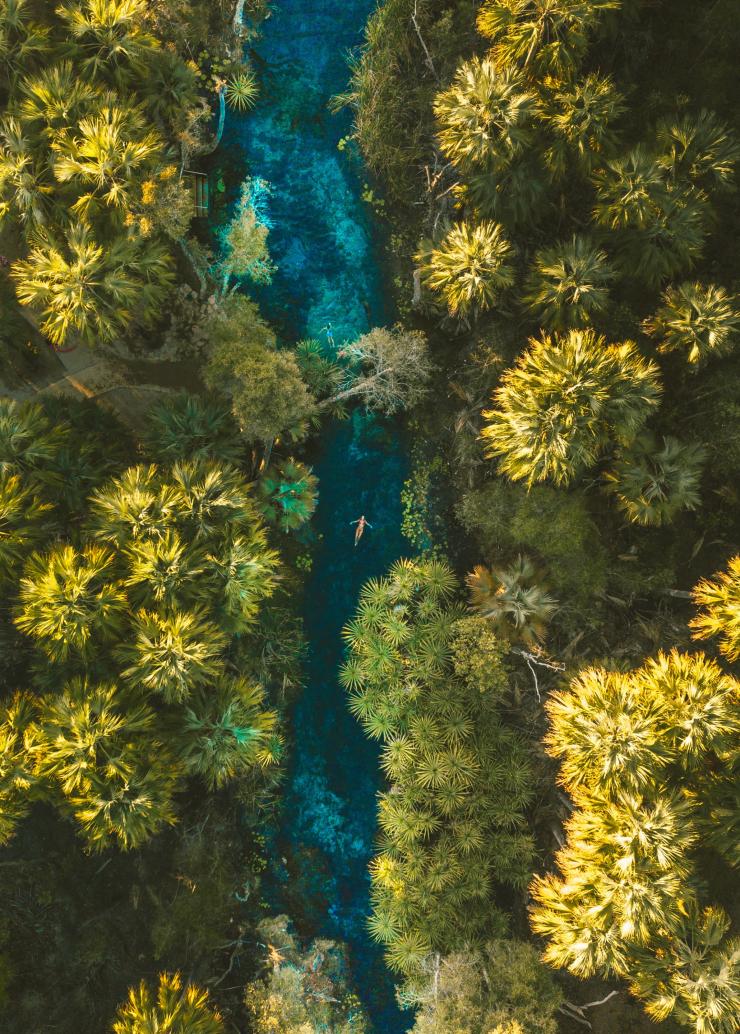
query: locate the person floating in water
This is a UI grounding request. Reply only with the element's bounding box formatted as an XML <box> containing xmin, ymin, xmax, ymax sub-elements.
<box><xmin>320</xmin><ymin>321</ymin><xmax>335</xmax><ymax>348</ymax></box>
<box><xmin>350</xmin><ymin>515</ymin><xmax>372</xmax><ymax>546</ymax></box>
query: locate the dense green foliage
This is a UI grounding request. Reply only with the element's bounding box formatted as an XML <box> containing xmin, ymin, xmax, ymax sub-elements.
<box><xmin>341</xmin><ymin>559</ymin><xmax>535</xmax><ymax>988</ymax></box>
<box><xmin>346</xmin><ymin>0</ymin><xmax>740</xmax><ymax>1030</ymax></box>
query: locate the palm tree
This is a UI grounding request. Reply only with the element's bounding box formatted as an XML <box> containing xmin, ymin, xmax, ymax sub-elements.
<box><xmin>433</xmin><ymin>57</ymin><xmax>534</xmax><ymax>172</ymax></box>
<box><xmin>0</xmin><ymin>691</ymin><xmax>41</xmax><ymax>844</ymax></box>
<box><xmin>57</xmin><ymin>0</ymin><xmax>161</xmax><ymax>87</ymax></box>
<box><xmin>656</xmin><ymin>109</ymin><xmax>740</xmax><ymax>193</ymax></box>
<box><xmin>225</xmin><ymin>69</ymin><xmax>259</xmax><ymax>112</ymax></box>
<box><xmin>208</xmin><ymin>532</ymin><xmax>280</xmax><ymax>633</ymax></box>
<box><xmin>477</xmin><ymin>0</ymin><xmax>617</xmax><ymax>80</ymax></box>
<box><xmin>0</xmin><ymin>471</ymin><xmax>53</xmax><ymax>579</ymax></box>
<box><xmin>170</xmin><ymin>459</ymin><xmax>257</xmax><ymax>540</ymax></box>
<box><xmin>15</xmin><ymin>543</ymin><xmax>126</xmax><ymax>661</ymax></box>
<box><xmin>643</xmin><ymin>282</ymin><xmax>740</xmax><ymax>367</ymax></box>
<box><xmin>633</xmin><ymin>650</ymin><xmax>739</xmax><ymax>766</ymax></box>
<box><xmin>593</xmin><ymin>147</ymin><xmax>708</xmax><ymax>287</ymax></box>
<box><xmin>0</xmin><ymin>398</ymin><xmax>67</xmax><ymax>476</ymax></box>
<box><xmin>691</xmin><ymin>556</ymin><xmax>740</xmax><ymax>662</ymax></box>
<box><xmin>143</xmin><ymin>394</ymin><xmax>245</xmax><ymax>466</ymax></box>
<box><xmin>466</xmin><ymin>556</ymin><xmax>557</xmax><ymax>644</ymax></box>
<box><xmin>11</xmin><ymin>224</ymin><xmax>174</xmax><ymax>347</ymax></box>
<box><xmin>16</xmin><ymin>61</ymin><xmax>98</xmax><ymax>141</ymax></box>
<box><xmin>72</xmin><ymin>755</ymin><xmax>177</xmax><ymax>851</ymax></box>
<box><xmin>0</xmin><ymin>115</ymin><xmax>56</xmax><ymax>231</ymax></box>
<box><xmin>113</xmin><ymin>972</ymin><xmax>224</xmax><ymax>1034</ymax></box>
<box><xmin>124</xmin><ymin>530</ymin><xmax>207</xmax><ymax>609</ymax></box>
<box><xmin>605</xmin><ymin>435</ymin><xmax>706</xmax><ymax>526</ymax></box>
<box><xmin>524</xmin><ymin>234</ymin><xmax>614</xmax><ymax>329</ymax></box>
<box><xmin>459</xmin><ymin>155</ymin><xmax>553</xmax><ymax>229</ymax></box>
<box><xmin>543</xmin><ymin>667</ymin><xmax>668</xmax><ymax>796</ymax></box>
<box><xmin>52</xmin><ymin>104</ymin><xmax>164</xmax><ymax>219</ymax></box>
<box><xmin>119</xmin><ymin>608</ymin><xmax>226</xmax><ymax>703</ymax></box>
<box><xmin>541</xmin><ymin>73</ymin><xmax>625</xmax><ymax>176</ymax></box>
<box><xmin>140</xmin><ymin>49</ymin><xmax>199</xmax><ymax>134</ymax></box>
<box><xmin>89</xmin><ymin>464</ymin><xmax>179</xmax><ymax>547</ymax></box>
<box><xmin>416</xmin><ymin>220</ymin><xmax>515</xmax><ymax>318</ymax></box>
<box><xmin>593</xmin><ymin>145</ymin><xmax>672</xmax><ymax>230</ymax></box>
<box><xmin>481</xmin><ymin>329</ymin><xmax>662</xmax><ymax>487</ymax></box>
<box><xmin>0</xmin><ymin>0</ymin><xmax>50</xmax><ymax>90</ymax></box>
<box><xmin>255</xmin><ymin>459</ymin><xmax>319</xmax><ymax>532</ymax></box>
<box><xmin>176</xmin><ymin>676</ymin><xmax>279</xmax><ymax>789</ymax></box>
<box><xmin>34</xmin><ymin>678</ymin><xmax>154</xmax><ymax>796</ymax></box>
<box><xmin>629</xmin><ymin>906</ymin><xmax>740</xmax><ymax>1034</ymax></box>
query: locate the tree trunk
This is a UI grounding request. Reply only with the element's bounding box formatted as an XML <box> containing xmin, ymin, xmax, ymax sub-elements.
<box><xmin>233</xmin><ymin>0</ymin><xmax>247</xmax><ymax>33</ymax></box>
<box><xmin>201</xmin><ymin>87</ymin><xmax>227</xmax><ymax>157</ymax></box>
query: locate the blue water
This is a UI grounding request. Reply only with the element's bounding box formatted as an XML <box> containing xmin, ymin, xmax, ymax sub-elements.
<box><xmin>225</xmin><ymin>2</ymin><xmax>409</xmax><ymax>1028</ymax></box>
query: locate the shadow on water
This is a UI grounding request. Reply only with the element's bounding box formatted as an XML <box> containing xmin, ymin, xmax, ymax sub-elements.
<box><xmin>224</xmin><ymin>2</ymin><xmax>410</xmax><ymax>1028</ymax></box>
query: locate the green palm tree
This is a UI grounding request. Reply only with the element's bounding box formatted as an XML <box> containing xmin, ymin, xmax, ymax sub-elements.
<box><xmin>255</xmin><ymin>458</ymin><xmax>319</xmax><ymax>532</ymax></box>
<box><xmin>524</xmin><ymin>234</ymin><xmax>614</xmax><ymax>329</ymax></box>
<box><xmin>481</xmin><ymin>329</ymin><xmax>662</xmax><ymax>487</ymax></box>
<box><xmin>543</xmin><ymin>667</ymin><xmax>669</xmax><ymax>796</ymax></box>
<box><xmin>15</xmin><ymin>543</ymin><xmax>126</xmax><ymax>661</ymax></box>
<box><xmin>112</xmin><ymin>972</ymin><xmax>224</xmax><ymax>1034</ymax></box>
<box><xmin>119</xmin><ymin>608</ymin><xmax>226</xmax><ymax>703</ymax></box>
<box><xmin>34</xmin><ymin>678</ymin><xmax>154</xmax><ymax>796</ymax></box>
<box><xmin>0</xmin><ymin>691</ymin><xmax>41</xmax><ymax>844</ymax></box>
<box><xmin>643</xmin><ymin>282</ymin><xmax>740</xmax><ymax>367</ymax></box>
<box><xmin>124</xmin><ymin>530</ymin><xmax>207</xmax><ymax>609</ymax></box>
<box><xmin>630</xmin><ymin>906</ymin><xmax>740</xmax><ymax>1034</ymax></box>
<box><xmin>89</xmin><ymin>465</ymin><xmax>179</xmax><ymax>547</ymax></box>
<box><xmin>140</xmin><ymin>49</ymin><xmax>199</xmax><ymax>133</ymax></box>
<box><xmin>593</xmin><ymin>145</ymin><xmax>672</xmax><ymax>230</ymax></box>
<box><xmin>0</xmin><ymin>398</ymin><xmax>67</xmax><ymax>477</ymax></box>
<box><xmin>0</xmin><ymin>470</ymin><xmax>53</xmax><ymax>579</ymax></box>
<box><xmin>477</xmin><ymin>0</ymin><xmax>617</xmax><ymax>80</ymax></box>
<box><xmin>433</xmin><ymin>57</ymin><xmax>534</xmax><ymax>171</ymax></box>
<box><xmin>691</xmin><ymin>555</ymin><xmax>740</xmax><ymax>662</ymax></box>
<box><xmin>416</xmin><ymin>220</ymin><xmax>515</xmax><ymax>318</ymax></box>
<box><xmin>225</xmin><ymin>69</ymin><xmax>259</xmax><ymax>112</ymax></box>
<box><xmin>0</xmin><ymin>115</ymin><xmax>56</xmax><ymax>230</ymax></box>
<box><xmin>542</xmin><ymin>73</ymin><xmax>625</xmax><ymax>176</ymax></box>
<box><xmin>0</xmin><ymin>0</ymin><xmax>50</xmax><ymax>90</ymax></box>
<box><xmin>466</xmin><ymin>556</ymin><xmax>557</xmax><ymax>644</ymax></box>
<box><xmin>170</xmin><ymin>459</ymin><xmax>257</xmax><ymax>540</ymax></box>
<box><xmin>177</xmin><ymin>676</ymin><xmax>279</xmax><ymax>789</ymax></box>
<box><xmin>593</xmin><ymin>147</ymin><xmax>708</xmax><ymax>287</ymax></box>
<box><xmin>57</xmin><ymin>0</ymin><xmax>161</xmax><ymax>87</ymax></box>
<box><xmin>459</xmin><ymin>155</ymin><xmax>553</xmax><ymax>229</ymax></box>
<box><xmin>605</xmin><ymin>435</ymin><xmax>706</xmax><ymax>526</ymax></box>
<box><xmin>52</xmin><ymin>104</ymin><xmax>164</xmax><ymax>219</ymax></box>
<box><xmin>143</xmin><ymin>394</ymin><xmax>244</xmax><ymax>465</ymax></box>
<box><xmin>11</xmin><ymin>224</ymin><xmax>174</xmax><ymax>347</ymax></box>
<box><xmin>72</xmin><ymin>754</ymin><xmax>177</xmax><ymax>851</ymax></box>
<box><xmin>16</xmin><ymin>61</ymin><xmax>98</xmax><ymax>141</ymax></box>
<box><xmin>656</xmin><ymin>109</ymin><xmax>740</xmax><ymax>193</ymax></box>
<box><xmin>208</xmin><ymin>532</ymin><xmax>280</xmax><ymax>633</ymax></box>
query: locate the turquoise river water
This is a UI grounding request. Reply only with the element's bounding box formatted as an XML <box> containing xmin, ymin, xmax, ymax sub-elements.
<box><xmin>225</xmin><ymin>2</ymin><xmax>409</xmax><ymax>1028</ymax></box>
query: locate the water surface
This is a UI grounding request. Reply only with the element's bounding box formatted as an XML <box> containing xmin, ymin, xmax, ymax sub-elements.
<box><xmin>226</xmin><ymin>2</ymin><xmax>409</xmax><ymax>1027</ymax></box>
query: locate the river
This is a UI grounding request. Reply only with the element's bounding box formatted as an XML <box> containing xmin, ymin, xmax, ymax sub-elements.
<box><xmin>224</xmin><ymin>2</ymin><xmax>409</xmax><ymax>1028</ymax></box>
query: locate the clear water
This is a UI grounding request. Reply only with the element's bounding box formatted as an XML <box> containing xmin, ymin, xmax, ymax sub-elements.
<box><xmin>225</xmin><ymin>2</ymin><xmax>410</xmax><ymax>1028</ymax></box>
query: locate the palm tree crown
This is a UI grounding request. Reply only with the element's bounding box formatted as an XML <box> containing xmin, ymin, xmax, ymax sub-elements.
<box><xmin>481</xmin><ymin>329</ymin><xmax>662</xmax><ymax>487</ymax></box>
<box><xmin>643</xmin><ymin>282</ymin><xmax>740</xmax><ymax>367</ymax></box>
<box><xmin>524</xmin><ymin>234</ymin><xmax>614</xmax><ymax>329</ymax></box>
<box><xmin>434</xmin><ymin>57</ymin><xmax>534</xmax><ymax>171</ymax></box>
<box><xmin>605</xmin><ymin>434</ymin><xmax>706</xmax><ymax>526</ymax></box>
<box><xmin>417</xmin><ymin>220</ymin><xmax>515</xmax><ymax>318</ymax></box>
